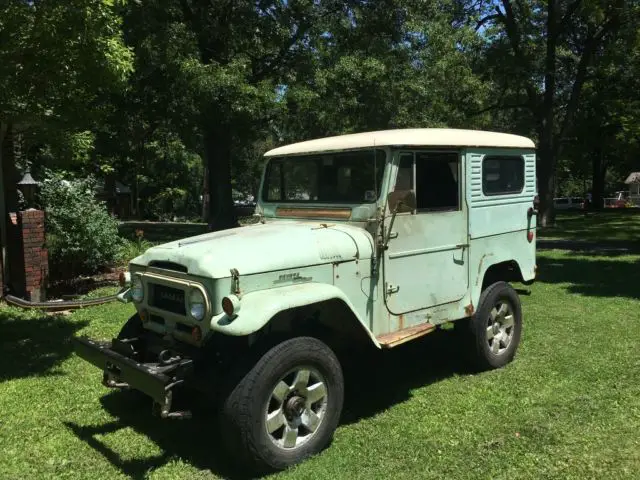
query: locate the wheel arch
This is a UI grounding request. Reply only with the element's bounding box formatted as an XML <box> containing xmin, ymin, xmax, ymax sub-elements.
<box><xmin>471</xmin><ymin>258</ymin><xmax>527</xmax><ymax>308</ymax></box>
<box><xmin>481</xmin><ymin>260</ymin><xmax>526</xmax><ymax>290</ymax></box>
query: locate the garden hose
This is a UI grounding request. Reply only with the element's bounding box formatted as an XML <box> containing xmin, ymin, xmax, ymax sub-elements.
<box><xmin>4</xmin><ymin>293</ymin><xmax>118</xmax><ymax>311</ymax></box>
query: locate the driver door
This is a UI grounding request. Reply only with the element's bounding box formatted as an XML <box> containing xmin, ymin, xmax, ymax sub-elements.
<box><xmin>383</xmin><ymin>151</ymin><xmax>468</xmax><ymax>315</ymax></box>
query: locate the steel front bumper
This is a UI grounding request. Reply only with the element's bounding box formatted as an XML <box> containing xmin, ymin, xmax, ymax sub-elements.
<box><xmin>72</xmin><ymin>336</ymin><xmax>194</xmax><ymax>419</ymax></box>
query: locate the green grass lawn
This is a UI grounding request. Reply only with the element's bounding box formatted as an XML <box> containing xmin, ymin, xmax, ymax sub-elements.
<box><xmin>538</xmin><ymin>210</ymin><xmax>640</xmax><ymax>243</ymax></box>
<box><xmin>1</xmin><ymin>251</ymin><xmax>639</xmax><ymax>479</ymax></box>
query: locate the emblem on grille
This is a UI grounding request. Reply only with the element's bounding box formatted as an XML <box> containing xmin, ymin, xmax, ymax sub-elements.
<box><xmin>158</xmin><ymin>290</ymin><xmax>183</xmax><ymax>303</ymax></box>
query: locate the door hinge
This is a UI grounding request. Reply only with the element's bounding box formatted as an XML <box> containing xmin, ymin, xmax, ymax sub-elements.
<box><xmin>386</xmin><ymin>283</ymin><xmax>400</xmax><ymax>295</ymax></box>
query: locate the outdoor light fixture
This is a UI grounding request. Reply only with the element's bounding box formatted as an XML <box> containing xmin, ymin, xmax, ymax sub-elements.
<box><xmin>17</xmin><ymin>169</ymin><xmax>39</xmax><ymax>209</ymax></box>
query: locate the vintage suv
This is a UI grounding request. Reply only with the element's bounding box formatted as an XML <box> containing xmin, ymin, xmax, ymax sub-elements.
<box><xmin>73</xmin><ymin>128</ymin><xmax>537</xmax><ymax>472</ymax></box>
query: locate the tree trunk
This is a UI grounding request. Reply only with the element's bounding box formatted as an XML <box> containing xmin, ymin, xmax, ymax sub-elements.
<box><xmin>204</xmin><ymin>125</ymin><xmax>238</xmax><ymax>231</ymax></box>
<box><xmin>1</xmin><ymin>124</ymin><xmax>19</xmax><ymax>213</ymax></box>
<box><xmin>202</xmin><ymin>163</ymin><xmax>209</xmax><ymax>222</ymax></box>
<box><xmin>536</xmin><ymin>0</ymin><xmax>558</xmax><ymax>228</ymax></box>
<box><xmin>591</xmin><ymin>147</ymin><xmax>606</xmax><ymax>210</ymax></box>
<box><xmin>536</xmin><ymin>135</ymin><xmax>557</xmax><ymax>227</ymax></box>
<box><xmin>0</xmin><ymin>123</ymin><xmax>8</xmax><ymax>288</ymax></box>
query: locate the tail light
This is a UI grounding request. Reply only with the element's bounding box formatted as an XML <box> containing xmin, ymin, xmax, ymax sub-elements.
<box><xmin>533</xmin><ymin>195</ymin><xmax>540</xmax><ymax>209</ymax></box>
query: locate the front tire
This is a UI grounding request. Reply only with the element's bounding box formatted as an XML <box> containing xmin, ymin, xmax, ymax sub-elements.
<box><xmin>116</xmin><ymin>313</ymin><xmax>144</xmax><ymax>339</ymax></box>
<box><xmin>220</xmin><ymin>336</ymin><xmax>344</xmax><ymax>473</ymax></box>
<box><xmin>469</xmin><ymin>281</ymin><xmax>523</xmax><ymax>370</ymax></box>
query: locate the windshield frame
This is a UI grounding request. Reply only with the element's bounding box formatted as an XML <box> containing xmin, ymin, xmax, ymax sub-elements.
<box><xmin>260</xmin><ymin>148</ymin><xmax>388</xmax><ymax>206</ymax></box>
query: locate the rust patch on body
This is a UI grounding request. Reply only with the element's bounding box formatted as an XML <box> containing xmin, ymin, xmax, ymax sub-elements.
<box><xmin>276</xmin><ymin>207</ymin><xmax>352</xmax><ymax>220</ymax></box>
<box><xmin>377</xmin><ymin>323</ymin><xmax>436</xmax><ymax>348</ymax></box>
<box><xmin>476</xmin><ymin>253</ymin><xmax>493</xmax><ymax>286</ymax></box>
<box><xmin>464</xmin><ymin>303</ymin><xmax>474</xmax><ymax>316</ymax></box>
<box><xmin>398</xmin><ymin>314</ymin><xmax>404</xmax><ymax>330</ymax></box>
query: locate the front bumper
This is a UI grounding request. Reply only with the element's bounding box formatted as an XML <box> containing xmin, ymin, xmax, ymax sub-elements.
<box><xmin>72</xmin><ymin>336</ymin><xmax>194</xmax><ymax>418</ymax></box>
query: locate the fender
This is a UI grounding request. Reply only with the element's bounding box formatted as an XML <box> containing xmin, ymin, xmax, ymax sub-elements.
<box><xmin>208</xmin><ymin>282</ymin><xmax>381</xmax><ymax>348</ymax></box>
<box><xmin>473</xmin><ymin>255</ymin><xmax>533</xmax><ymax>307</ymax></box>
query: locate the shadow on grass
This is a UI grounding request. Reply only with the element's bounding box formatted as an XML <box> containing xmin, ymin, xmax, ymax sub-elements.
<box><xmin>537</xmin><ymin>253</ymin><xmax>640</xmax><ymax>299</ymax></box>
<box><xmin>64</xmin><ymin>330</ymin><xmax>468</xmax><ymax>479</ymax></box>
<box><xmin>540</xmin><ymin>210</ymin><xmax>640</xmax><ymax>243</ymax></box>
<box><xmin>0</xmin><ymin>311</ymin><xmax>88</xmax><ymax>381</ymax></box>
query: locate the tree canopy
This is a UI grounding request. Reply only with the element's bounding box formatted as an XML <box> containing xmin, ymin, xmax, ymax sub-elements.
<box><xmin>2</xmin><ymin>0</ymin><xmax>639</xmax><ymax>226</ymax></box>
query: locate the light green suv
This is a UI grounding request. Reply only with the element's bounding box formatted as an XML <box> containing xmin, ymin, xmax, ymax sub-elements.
<box><xmin>73</xmin><ymin>128</ymin><xmax>538</xmax><ymax>473</ymax></box>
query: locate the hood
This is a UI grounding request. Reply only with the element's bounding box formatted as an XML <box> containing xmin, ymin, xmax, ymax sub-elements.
<box><xmin>131</xmin><ymin>221</ymin><xmax>375</xmax><ymax>278</ymax></box>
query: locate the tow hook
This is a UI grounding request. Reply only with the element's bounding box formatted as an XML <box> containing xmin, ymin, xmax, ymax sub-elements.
<box><xmin>102</xmin><ymin>371</ymin><xmax>129</xmax><ymax>389</ymax></box>
<box><xmin>152</xmin><ymin>387</ymin><xmax>192</xmax><ymax>420</ymax></box>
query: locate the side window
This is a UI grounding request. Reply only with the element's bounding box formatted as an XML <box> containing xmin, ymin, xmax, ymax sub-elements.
<box><xmin>266</xmin><ymin>161</ymin><xmax>283</xmax><ymax>201</ymax></box>
<box><xmin>415</xmin><ymin>152</ymin><xmax>460</xmax><ymax>211</ymax></box>
<box><xmin>394</xmin><ymin>153</ymin><xmax>414</xmax><ymax>192</ymax></box>
<box><xmin>482</xmin><ymin>156</ymin><xmax>524</xmax><ymax>196</ymax></box>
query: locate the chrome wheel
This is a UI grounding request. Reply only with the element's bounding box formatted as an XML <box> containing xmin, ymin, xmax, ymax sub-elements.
<box><xmin>265</xmin><ymin>367</ymin><xmax>328</xmax><ymax>450</ymax></box>
<box><xmin>485</xmin><ymin>301</ymin><xmax>515</xmax><ymax>355</ymax></box>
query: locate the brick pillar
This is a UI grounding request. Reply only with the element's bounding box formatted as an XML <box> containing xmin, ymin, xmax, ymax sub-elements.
<box><xmin>17</xmin><ymin>209</ymin><xmax>48</xmax><ymax>302</ymax></box>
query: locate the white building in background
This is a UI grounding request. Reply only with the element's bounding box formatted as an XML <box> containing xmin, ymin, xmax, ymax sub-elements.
<box><xmin>625</xmin><ymin>172</ymin><xmax>640</xmax><ymax>196</ymax></box>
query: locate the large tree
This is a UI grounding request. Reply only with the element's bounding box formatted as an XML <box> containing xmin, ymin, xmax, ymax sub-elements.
<box><xmin>0</xmin><ymin>0</ymin><xmax>133</xmax><ymax>210</ymax></box>
<box><xmin>282</xmin><ymin>0</ymin><xmax>489</xmax><ymax>140</ymax></box>
<box><xmin>115</xmin><ymin>0</ymin><xmax>321</xmax><ymax>230</ymax></box>
<box><xmin>474</xmin><ymin>0</ymin><xmax>637</xmax><ymax>225</ymax></box>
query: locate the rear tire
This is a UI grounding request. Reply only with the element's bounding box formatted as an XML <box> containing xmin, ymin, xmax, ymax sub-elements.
<box><xmin>219</xmin><ymin>336</ymin><xmax>344</xmax><ymax>473</ymax></box>
<box><xmin>468</xmin><ymin>281</ymin><xmax>523</xmax><ymax>371</ymax></box>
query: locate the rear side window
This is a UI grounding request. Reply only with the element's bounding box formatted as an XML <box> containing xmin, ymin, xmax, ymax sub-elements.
<box><xmin>482</xmin><ymin>156</ymin><xmax>525</xmax><ymax>196</ymax></box>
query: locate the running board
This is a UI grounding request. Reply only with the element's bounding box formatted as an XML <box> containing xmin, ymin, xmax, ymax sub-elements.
<box><xmin>377</xmin><ymin>323</ymin><xmax>436</xmax><ymax>348</ymax></box>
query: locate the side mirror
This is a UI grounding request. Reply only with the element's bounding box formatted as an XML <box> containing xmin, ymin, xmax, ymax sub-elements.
<box><xmin>381</xmin><ymin>190</ymin><xmax>416</xmax><ymax>250</ymax></box>
<box><xmin>387</xmin><ymin>190</ymin><xmax>416</xmax><ymax>213</ymax></box>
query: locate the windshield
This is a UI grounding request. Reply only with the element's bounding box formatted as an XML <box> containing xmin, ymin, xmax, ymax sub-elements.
<box><xmin>262</xmin><ymin>149</ymin><xmax>386</xmax><ymax>204</ymax></box>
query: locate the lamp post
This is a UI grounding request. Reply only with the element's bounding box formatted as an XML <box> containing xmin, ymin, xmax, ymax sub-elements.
<box><xmin>17</xmin><ymin>169</ymin><xmax>38</xmax><ymax>209</ymax></box>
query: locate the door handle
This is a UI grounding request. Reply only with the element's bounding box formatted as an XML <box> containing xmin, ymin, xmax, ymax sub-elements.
<box><xmin>388</xmin><ymin>231</ymin><xmax>398</xmax><ymax>240</ymax></box>
<box><xmin>386</xmin><ymin>284</ymin><xmax>400</xmax><ymax>295</ymax></box>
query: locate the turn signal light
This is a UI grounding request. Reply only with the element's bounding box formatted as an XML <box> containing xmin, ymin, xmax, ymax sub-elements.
<box><xmin>222</xmin><ymin>295</ymin><xmax>241</xmax><ymax>317</ymax></box>
<box><xmin>191</xmin><ymin>326</ymin><xmax>202</xmax><ymax>342</ymax></box>
<box><xmin>119</xmin><ymin>271</ymin><xmax>131</xmax><ymax>287</ymax></box>
<box><xmin>139</xmin><ymin>309</ymin><xmax>149</xmax><ymax>323</ymax></box>
<box><xmin>527</xmin><ymin>231</ymin><xmax>534</xmax><ymax>243</ymax></box>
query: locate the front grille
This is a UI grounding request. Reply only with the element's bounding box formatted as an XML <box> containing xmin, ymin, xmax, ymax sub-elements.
<box><xmin>149</xmin><ymin>314</ymin><xmax>165</xmax><ymax>325</ymax></box>
<box><xmin>150</xmin><ymin>284</ymin><xmax>186</xmax><ymax>315</ymax></box>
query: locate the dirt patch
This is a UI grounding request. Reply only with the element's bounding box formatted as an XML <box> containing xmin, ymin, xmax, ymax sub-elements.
<box><xmin>46</xmin><ymin>266</ymin><xmax>125</xmax><ymax>300</ymax></box>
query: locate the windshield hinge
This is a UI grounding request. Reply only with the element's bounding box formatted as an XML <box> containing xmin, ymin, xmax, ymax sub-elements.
<box><xmin>230</xmin><ymin>268</ymin><xmax>241</xmax><ymax>295</ymax></box>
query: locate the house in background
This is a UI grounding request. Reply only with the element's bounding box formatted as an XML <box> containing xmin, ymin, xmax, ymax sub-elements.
<box><xmin>618</xmin><ymin>172</ymin><xmax>640</xmax><ymax>207</ymax></box>
<box><xmin>624</xmin><ymin>172</ymin><xmax>640</xmax><ymax>196</ymax></box>
<box><xmin>94</xmin><ymin>179</ymin><xmax>134</xmax><ymax>219</ymax></box>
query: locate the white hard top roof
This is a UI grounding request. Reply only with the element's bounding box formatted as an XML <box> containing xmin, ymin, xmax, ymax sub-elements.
<box><xmin>264</xmin><ymin>128</ymin><xmax>535</xmax><ymax>157</ymax></box>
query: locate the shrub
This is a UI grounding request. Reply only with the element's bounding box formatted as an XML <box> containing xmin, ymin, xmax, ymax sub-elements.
<box><xmin>39</xmin><ymin>170</ymin><xmax>122</xmax><ymax>279</ymax></box>
<box><xmin>117</xmin><ymin>229</ymin><xmax>154</xmax><ymax>265</ymax></box>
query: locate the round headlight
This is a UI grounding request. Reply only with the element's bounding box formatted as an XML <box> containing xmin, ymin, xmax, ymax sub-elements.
<box><xmin>131</xmin><ymin>276</ymin><xmax>144</xmax><ymax>302</ymax></box>
<box><xmin>189</xmin><ymin>289</ymin><xmax>206</xmax><ymax>321</ymax></box>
